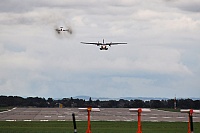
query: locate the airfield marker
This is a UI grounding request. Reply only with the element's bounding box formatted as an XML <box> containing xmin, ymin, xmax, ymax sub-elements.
<box><xmin>181</xmin><ymin>109</ymin><xmax>200</xmax><ymax>133</ymax></box>
<box><xmin>174</xmin><ymin>96</ymin><xmax>177</xmax><ymax>109</ymax></box>
<box><xmin>87</xmin><ymin>107</ymin><xmax>92</xmax><ymax>133</ymax></box>
<box><xmin>79</xmin><ymin>107</ymin><xmax>100</xmax><ymax>133</ymax></box>
<box><xmin>72</xmin><ymin>113</ymin><xmax>77</xmax><ymax>133</ymax></box>
<box><xmin>129</xmin><ymin>108</ymin><xmax>151</xmax><ymax>133</ymax></box>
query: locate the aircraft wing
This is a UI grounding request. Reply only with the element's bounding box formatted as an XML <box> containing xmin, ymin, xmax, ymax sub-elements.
<box><xmin>105</xmin><ymin>42</ymin><xmax>127</xmax><ymax>45</ymax></box>
<box><xmin>55</xmin><ymin>29</ymin><xmax>61</xmax><ymax>34</ymax></box>
<box><xmin>81</xmin><ymin>42</ymin><xmax>102</xmax><ymax>45</ymax></box>
<box><xmin>63</xmin><ymin>29</ymin><xmax>73</xmax><ymax>34</ymax></box>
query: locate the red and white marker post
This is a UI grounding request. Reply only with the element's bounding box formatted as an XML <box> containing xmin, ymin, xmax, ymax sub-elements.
<box><xmin>129</xmin><ymin>108</ymin><xmax>151</xmax><ymax>133</ymax></box>
<box><xmin>79</xmin><ymin>107</ymin><xmax>100</xmax><ymax>133</ymax></box>
<box><xmin>181</xmin><ymin>109</ymin><xmax>200</xmax><ymax>133</ymax></box>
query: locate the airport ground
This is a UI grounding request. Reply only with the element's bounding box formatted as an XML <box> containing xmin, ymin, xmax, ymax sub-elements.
<box><xmin>1</xmin><ymin>107</ymin><xmax>200</xmax><ymax>122</ymax></box>
<box><xmin>0</xmin><ymin>108</ymin><xmax>200</xmax><ymax>133</ymax></box>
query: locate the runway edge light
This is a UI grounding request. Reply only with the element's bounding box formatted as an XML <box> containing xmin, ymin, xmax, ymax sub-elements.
<box><xmin>180</xmin><ymin>109</ymin><xmax>200</xmax><ymax>133</ymax></box>
<box><xmin>78</xmin><ymin>107</ymin><xmax>100</xmax><ymax>133</ymax></box>
<box><xmin>129</xmin><ymin>108</ymin><xmax>151</xmax><ymax>133</ymax></box>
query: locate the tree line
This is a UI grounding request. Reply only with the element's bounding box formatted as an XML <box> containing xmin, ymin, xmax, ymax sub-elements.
<box><xmin>0</xmin><ymin>95</ymin><xmax>200</xmax><ymax>109</ymax></box>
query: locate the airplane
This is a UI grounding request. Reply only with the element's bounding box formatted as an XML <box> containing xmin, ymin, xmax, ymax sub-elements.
<box><xmin>81</xmin><ymin>39</ymin><xmax>127</xmax><ymax>50</ymax></box>
<box><xmin>55</xmin><ymin>26</ymin><xmax>72</xmax><ymax>34</ymax></box>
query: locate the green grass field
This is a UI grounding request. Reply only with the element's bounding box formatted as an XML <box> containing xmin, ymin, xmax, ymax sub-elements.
<box><xmin>0</xmin><ymin>121</ymin><xmax>200</xmax><ymax>133</ymax></box>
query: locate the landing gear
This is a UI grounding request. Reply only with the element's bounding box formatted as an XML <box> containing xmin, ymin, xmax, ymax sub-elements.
<box><xmin>100</xmin><ymin>48</ymin><xmax>108</xmax><ymax>50</ymax></box>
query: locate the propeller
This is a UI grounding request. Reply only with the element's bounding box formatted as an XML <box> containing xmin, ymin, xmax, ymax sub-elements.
<box><xmin>54</xmin><ymin>25</ymin><xmax>61</xmax><ymax>34</ymax></box>
<box><xmin>109</xmin><ymin>42</ymin><xmax>112</xmax><ymax>47</ymax></box>
<box><xmin>66</xmin><ymin>26</ymin><xmax>73</xmax><ymax>34</ymax></box>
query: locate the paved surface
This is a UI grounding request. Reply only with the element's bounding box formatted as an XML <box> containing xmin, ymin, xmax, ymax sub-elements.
<box><xmin>0</xmin><ymin>108</ymin><xmax>200</xmax><ymax>122</ymax></box>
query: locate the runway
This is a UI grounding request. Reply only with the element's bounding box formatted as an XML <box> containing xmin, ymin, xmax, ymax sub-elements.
<box><xmin>0</xmin><ymin>108</ymin><xmax>200</xmax><ymax>122</ymax></box>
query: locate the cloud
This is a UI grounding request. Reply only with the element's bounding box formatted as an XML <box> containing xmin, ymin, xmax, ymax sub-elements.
<box><xmin>165</xmin><ymin>0</ymin><xmax>200</xmax><ymax>12</ymax></box>
<box><xmin>0</xmin><ymin>0</ymin><xmax>200</xmax><ymax>98</ymax></box>
<box><xmin>131</xmin><ymin>47</ymin><xmax>192</xmax><ymax>75</ymax></box>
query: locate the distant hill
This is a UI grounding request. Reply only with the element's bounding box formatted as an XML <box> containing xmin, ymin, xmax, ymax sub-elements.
<box><xmin>72</xmin><ymin>95</ymin><xmax>200</xmax><ymax>101</ymax></box>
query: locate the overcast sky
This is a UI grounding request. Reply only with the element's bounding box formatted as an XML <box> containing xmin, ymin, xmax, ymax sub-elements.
<box><xmin>0</xmin><ymin>0</ymin><xmax>200</xmax><ymax>99</ymax></box>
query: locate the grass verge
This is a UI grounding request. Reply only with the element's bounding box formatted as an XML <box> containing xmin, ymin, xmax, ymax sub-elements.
<box><xmin>0</xmin><ymin>121</ymin><xmax>199</xmax><ymax>133</ymax></box>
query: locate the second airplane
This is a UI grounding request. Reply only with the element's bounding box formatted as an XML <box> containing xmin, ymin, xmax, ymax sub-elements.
<box><xmin>81</xmin><ymin>39</ymin><xmax>127</xmax><ymax>50</ymax></box>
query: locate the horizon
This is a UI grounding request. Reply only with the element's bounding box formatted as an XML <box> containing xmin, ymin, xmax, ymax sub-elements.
<box><xmin>1</xmin><ymin>95</ymin><xmax>200</xmax><ymax>101</ymax></box>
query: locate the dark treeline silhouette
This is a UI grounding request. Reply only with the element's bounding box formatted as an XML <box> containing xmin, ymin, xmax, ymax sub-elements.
<box><xmin>0</xmin><ymin>96</ymin><xmax>200</xmax><ymax>109</ymax></box>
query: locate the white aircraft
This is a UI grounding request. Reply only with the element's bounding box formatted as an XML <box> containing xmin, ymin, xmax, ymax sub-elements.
<box><xmin>81</xmin><ymin>39</ymin><xmax>127</xmax><ymax>50</ymax></box>
<box><xmin>55</xmin><ymin>26</ymin><xmax>72</xmax><ymax>34</ymax></box>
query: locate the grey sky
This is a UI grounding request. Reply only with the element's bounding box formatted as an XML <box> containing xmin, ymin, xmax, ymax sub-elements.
<box><xmin>0</xmin><ymin>0</ymin><xmax>200</xmax><ymax>99</ymax></box>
